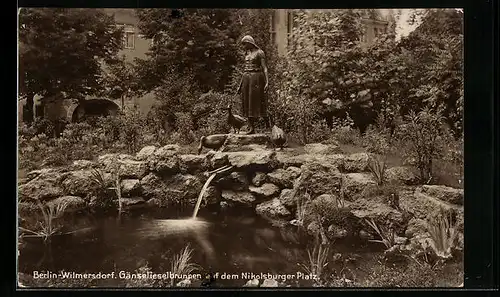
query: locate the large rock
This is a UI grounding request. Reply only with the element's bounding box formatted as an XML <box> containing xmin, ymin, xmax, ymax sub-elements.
<box><xmin>385</xmin><ymin>166</ymin><xmax>420</xmax><ymax>186</ymax></box>
<box><xmin>304</xmin><ymin>143</ymin><xmax>341</xmax><ymax>155</ymax></box>
<box><xmin>224</xmin><ymin>150</ymin><xmax>279</xmax><ymax>171</ymax></box>
<box><xmin>61</xmin><ymin>170</ymin><xmax>112</xmax><ymax>198</ymax></box>
<box><xmin>147</xmin><ymin>145</ymin><xmax>181</xmax><ymax>175</ymax></box>
<box><xmin>225</xmin><ymin>133</ymin><xmax>270</xmax><ymax>146</ymax></box>
<box><xmin>140</xmin><ymin>174</ymin><xmax>164</xmax><ymax>200</ymax></box>
<box><xmin>224</xmin><ymin>144</ymin><xmax>268</xmax><ymax>152</ymax></box>
<box><xmin>350</xmin><ymin>199</ymin><xmax>407</xmax><ymax>235</ymax></box>
<box><xmin>221</xmin><ymin>190</ymin><xmax>256</xmax><ymax>207</ymax></box>
<box><xmin>419</xmin><ymin>185</ymin><xmax>464</xmax><ymax>205</ymax></box>
<box><xmin>275</xmin><ymin>153</ymin><xmax>317</xmax><ymax>168</ymax></box>
<box><xmin>255</xmin><ymin>198</ymin><xmax>292</xmax><ymax>226</ymax></box>
<box><xmin>251</xmin><ymin>172</ymin><xmax>267</xmax><ymax>186</ymax></box>
<box><xmin>341</xmin><ymin>153</ymin><xmax>372</xmax><ymax>173</ymax></box>
<box><xmin>401</xmin><ymin>189</ymin><xmax>464</xmax><ymax>234</ymax></box>
<box><xmin>217</xmin><ymin>171</ymin><xmax>249</xmax><ymax>191</ymax></box>
<box><xmin>404</xmin><ymin>190</ymin><xmax>463</xmax><ymax>222</ymax></box>
<box><xmin>278</xmin><ymin>189</ymin><xmax>297</xmax><ymax>209</ymax></box>
<box><xmin>120</xmin><ymin>197</ymin><xmax>146</xmax><ymax>209</ymax></box>
<box><xmin>208</xmin><ymin>151</ymin><xmax>230</xmax><ymax>168</ymax></box>
<box><xmin>117</xmin><ymin>159</ymin><xmax>148</xmax><ymax>179</ymax></box>
<box><xmin>25</xmin><ymin>168</ymin><xmax>62</xmax><ymax>181</ymax></box>
<box><xmin>140</xmin><ymin>173</ymin><xmax>203</xmax><ymax>205</ymax></box>
<box><xmin>19</xmin><ymin>172</ymin><xmax>64</xmax><ymax>201</ymax></box>
<box><xmin>98</xmin><ymin>153</ymin><xmax>135</xmax><ymax>171</ymax></box>
<box><xmin>71</xmin><ymin>160</ymin><xmax>98</xmax><ymax>171</ymax></box>
<box><xmin>202</xmin><ymin>186</ymin><xmax>220</xmax><ymax>205</ymax></box>
<box><xmin>136</xmin><ymin>146</ymin><xmax>157</xmax><ymax>161</ymax></box>
<box><xmin>342</xmin><ymin>173</ymin><xmax>376</xmax><ymax>201</ymax></box>
<box><xmin>297</xmin><ymin>162</ymin><xmax>343</xmax><ymax>198</ymax></box>
<box><xmin>120</xmin><ymin>179</ymin><xmax>141</xmax><ymax>197</ymax></box>
<box><xmin>267</xmin><ymin>167</ymin><xmax>301</xmax><ymax>189</ymax></box>
<box><xmin>249</xmin><ymin>183</ymin><xmax>281</xmax><ymax>199</ymax></box>
<box><xmin>178</xmin><ymin>154</ymin><xmax>210</xmax><ymax>174</ymax></box>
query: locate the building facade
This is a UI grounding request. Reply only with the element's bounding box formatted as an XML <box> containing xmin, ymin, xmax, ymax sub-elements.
<box><xmin>104</xmin><ymin>8</ymin><xmax>151</xmax><ymax>63</ymax></box>
<box><xmin>269</xmin><ymin>9</ymin><xmax>394</xmax><ymax>56</ymax></box>
<box><xmin>20</xmin><ymin>9</ymin><xmax>156</xmax><ymax>124</ymax></box>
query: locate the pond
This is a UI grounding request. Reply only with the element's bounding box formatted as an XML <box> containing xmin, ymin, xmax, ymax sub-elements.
<box><xmin>17</xmin><ymin>205</ymin><xmax>385</xmax><ymax>288</ymax></box>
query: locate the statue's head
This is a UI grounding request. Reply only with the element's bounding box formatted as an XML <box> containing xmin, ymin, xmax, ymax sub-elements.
<box><xmin>240</xmin><ymin>35</ymin><xmax>259</xmax><ymax>50</ymax></box>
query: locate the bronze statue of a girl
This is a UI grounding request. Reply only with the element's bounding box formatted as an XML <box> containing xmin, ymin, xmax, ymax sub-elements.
<box><xmin>237</xmin><ymin>35</ymin><xmax>269</xmax><ymax>134</ymax></box>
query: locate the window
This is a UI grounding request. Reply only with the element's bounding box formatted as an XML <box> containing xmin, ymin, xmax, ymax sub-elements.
<box><xmin>124</xmin><ymin>31</ymin><xmax>135</xmax><ymax>49</ymax></box>
<box><xmin>270</xmin><ymin>11</ymin><xmax>277</xmax><ymax>44</ymax></box>
<box><xmin>286</xmin><ymin>11</ymin><xmax>294</xmax><ymax>47</ymax></box>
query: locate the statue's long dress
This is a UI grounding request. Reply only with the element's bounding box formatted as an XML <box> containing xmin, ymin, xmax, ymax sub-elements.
<box><xmin>241</xmin><ymin>49</ymin><xmax>267</xmax><ymax>118</ymax></box>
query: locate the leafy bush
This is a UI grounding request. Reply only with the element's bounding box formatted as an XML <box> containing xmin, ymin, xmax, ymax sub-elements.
<box><xmin>307</xmin><ymin>120</ymin><xmax>332</xmax><ymax>144</ymax></box>
<box><xmin>119</xmin><ymin>110</ymin><xmax>144</xmax><ymax>153</ymax></box>
<box><xmin>362</xmin><ymin>115</ymin><xmax>393</xmax><ymax>155</ymax></box>
<box><xmin>395</xmin><ymin>108</ymin><xmax>454</xmax><ymax>183</ymax></box>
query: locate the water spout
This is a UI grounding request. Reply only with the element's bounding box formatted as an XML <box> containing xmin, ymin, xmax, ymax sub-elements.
<box><xmin>192</xmin><ymin>173</ymin><xmax>217</xmax><ymax>219</ymax></box>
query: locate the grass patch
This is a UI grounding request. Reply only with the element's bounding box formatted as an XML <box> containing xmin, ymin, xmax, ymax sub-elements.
<box><xmin>170</xmin><ymin>244</ymin><xmax>201</xmax><ymax>286</ymax></box>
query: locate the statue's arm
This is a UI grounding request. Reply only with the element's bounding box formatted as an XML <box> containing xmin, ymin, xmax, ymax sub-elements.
<box><xmin>260</xmin><ymin>50</ymin><xmax>269</xmax><ymax>90</ymax></box>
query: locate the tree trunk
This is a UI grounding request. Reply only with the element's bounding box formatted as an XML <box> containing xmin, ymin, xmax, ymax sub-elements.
<box><xmin>24</xmin><ymin>94</ymin><xmax>34</xmax><ymax>124</ymax></box>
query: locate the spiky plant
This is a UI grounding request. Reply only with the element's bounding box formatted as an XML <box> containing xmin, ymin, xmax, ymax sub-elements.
<box><xmin>170</xmin><ymin>244</ymin><xmax>201</xmax><ymax>286</ymax></box>
<box><xmin>90</xmin><ymin>168</ymin><xmax>107</xmax><ymax>188</ymax></box>
<box><xmin>19</xmin><ymin>200</ymin><xmax>70</xmax><ymax>243</ymax></box>
<box><xmin>426</xmin><ymin>210</ymin><xmax>458</xmax><ymax>260</ymax></box>
<box><xmin>365</xmin><ymin>218</ymin><xmax>396</xmax><ymax>249</ymax></box>
<box><xmin>367</xmin><ymin>155</ymin><xmax>387</xmax><ymax>186</ymax></box>
<box><xmin>298</xmin><ymin>239</ymin><xmax>329</xmax><ymax>285</ymax></box>
<box><xmin>89</xmin><ymin>168</ymin><xmax>122</xmax><ymax>210</ymax></box>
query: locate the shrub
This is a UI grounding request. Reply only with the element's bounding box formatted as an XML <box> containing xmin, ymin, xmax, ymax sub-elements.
<box><xmin>174</xmin><ymin>112</ymin><xmax>196</xmax><ymax>145</ymax></box>
<box><xmin>307</xmin><ymin>120</ymin><xmax>332</xmax><ymax>144</ymax></box>
<box><xmin>395</xmin><ymin>108</ymin><xmax>453</xmax><ymax>183</ymax></box>
<box><xmin>329</xmin><ymin>115</ymin><xmax>362</xmax><ymax>146</ymax></box>
<box><xmin>119</xmin><ymin>110</ymin><xmax>144</xmax><ymax>153</ymax></box>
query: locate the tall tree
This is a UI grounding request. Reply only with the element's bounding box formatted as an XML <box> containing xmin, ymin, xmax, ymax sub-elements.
<box><xmin>18</xmin><ymin>8</ymin><xmax>123</xmax><ymax>122</ymax></box>
<box><xmin>135</xmin><ymin>9</ymin><xmax>241</xmax><ymax>93</ymax></box>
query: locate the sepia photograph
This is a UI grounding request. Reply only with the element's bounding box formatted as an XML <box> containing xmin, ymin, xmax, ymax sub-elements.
<box><xmin>17</xmin><ymin>8</ymin><xmax>464</xmax><ymax>288</ymax></box>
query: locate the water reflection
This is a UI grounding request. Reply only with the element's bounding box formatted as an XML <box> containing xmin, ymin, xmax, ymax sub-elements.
<box><xmin>18</xmin><ymin>207</ymin><xmax>377</xmax><ymax>287</ymax></box>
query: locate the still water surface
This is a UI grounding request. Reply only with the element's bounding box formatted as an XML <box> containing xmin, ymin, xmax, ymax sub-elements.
<box><xmin>18</xmin><ymin>206</ymin><xmax>381</xmax><ymax>287</ymax></box>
